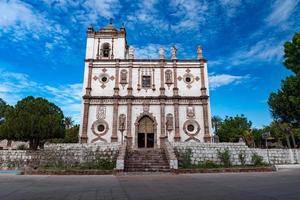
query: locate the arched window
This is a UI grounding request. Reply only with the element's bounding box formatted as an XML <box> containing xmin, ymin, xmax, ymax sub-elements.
<box><xmin>102</xmin><ymin>43</ymin><xmax>110</xmax><ymax>58</ymax></box>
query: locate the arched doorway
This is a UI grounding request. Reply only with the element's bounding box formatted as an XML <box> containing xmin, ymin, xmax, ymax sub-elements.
<box><xmin>137</xmin><ymin>116</ymin><xmax>155</xmax><ymax>148</ymax></box>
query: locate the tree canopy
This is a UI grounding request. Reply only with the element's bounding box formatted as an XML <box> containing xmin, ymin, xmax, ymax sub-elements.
<box><xmin>216</xmin><ymin>115</ymin><xmax>252</xmax><ymax>143</ymax></box>
<box><xmin>0</xmin><ymin>96</ymin><xmax>65</xmax><ymax>150</ymax></box>
<box><xmin>268</xmin><ymin>33</ymin><xmax>300</xmax><ymax>127</ymax></box>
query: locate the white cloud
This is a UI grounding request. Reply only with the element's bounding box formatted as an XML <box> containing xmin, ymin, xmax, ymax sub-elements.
<box><xmin>219</xmin><ymin>0</ymin><xmax>242</xmax><ymax>17</ymax></box>
<box><xmin>209</xmin><ymin>74</ymin><xmax>249</xmax><ymax>90</ymax></box>
<box><xmin>211</xmin><ymin>38</ymin><xmax>284</xmax><ymax>68</ymax></box>
<box><xmin>169</xmin><ymin>0</ymin><xmax>208</xmax><ymax>31</ymax></box>
<box><xmin>83</xmin><ymin>0</ymin><xmax>121</xmax><ymax>20</ymax></box>
<box><xmin>266</xmin><ymin>0</ymin><xmax>299</xmax><ymax>25</ymax></box>
<box><xmin>0</xmin><ymin>70</ymin><xmax>82</xmax><ymax>123</ymax></box>
<box><xmin>0</xmin><ymin>0</ymin><xmax>69</xmax><ymax>53</ymax></box>
<box><xmin>134</xmin><ymin>43</ymin><xmax>161</xmax><ymax>59</ymax></box>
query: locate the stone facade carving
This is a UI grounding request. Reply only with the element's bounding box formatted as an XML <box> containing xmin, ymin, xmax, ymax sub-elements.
<box><xmin>186</xmin><ymin>105</ymin><xmax>195</xmax><ymax>119</ymax></box>
<box><xmin>79</xmin><ymin>23</ymin><xmax>213</xmax><ymax>146</ymax></box>
<box><xmin>93</xmin><ymin>72</ymin><xmax>114</xmax><ymax>89</ymax></box>
<box><xmin>197</xmin><ymin>46</ymin><xmax>203</xmax><ymax>59</ymax></box>
<box><xmin>118</xmin><ymin>114</ymin><xmax>126</xmax><ymax>132</ymax></box>
<box><xmin>165</xmin><ymin>69</ymin><xmax>173</xmax><ymax>88</ymax></box>
<box><xmin>96</xmin><ymin>105</ymin><xmax>106</xmax><ymax>119</ymax></box>
<box><xmin>120</xmin><ymin>69</ymin><xmax>128</xmax><ymax>88</ymax></box>
<box><xmin>159</xmin><ymin>47</ymin><xmax>165</xmax><ymax>59</ymax></box>
<box><xmin>129</xmin><ymin>46</ymin><xmax>134</xmax><ymax>59</ymax></box>
<box><xmin>183</xmin><ymin>120</ymin><xmax>200</xmax><ymax>142</ymax></box>
<box><xmin>171</xmin><ymin>46</ymin><xmax>177</xmax><ymax>60</ymax></box>
<box><xmin>166</xmin><ymin>113</ymin><xmax>174</xmax><ymax>133</ymax></box>
<box><xmin>91</xmin><ymin>119</ymin><xmax>109</xmax><ymax>143</ymax></box>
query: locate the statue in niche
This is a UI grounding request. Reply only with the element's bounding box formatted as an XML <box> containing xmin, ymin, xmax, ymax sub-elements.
<box><xmin>166</xmin><ymin>113</ymin><xmax>174</xmax><ymax>132</ymax></box>
<box><xmin>171</xmin><ymin>45</ymin><xmax>177</xmax><ymax>60</ymax></box>
<box><xmin>96</xmin><ymin>106</ymin><xmax>106</xmax><ymax>119</ymax></box>
<box><xmin>186</xmin><ymin>105</ymin><xmax>195</xmax><ymax>118</ymax></box>
<box><xmin>165</xmin><ymin>70</ymin><xmax>172</xmax><ymax>84</ymax></box>
<box><xmin>118</xmin><ymin>114</ymin><xmax>126</xmax><ymax>132</ymax></box>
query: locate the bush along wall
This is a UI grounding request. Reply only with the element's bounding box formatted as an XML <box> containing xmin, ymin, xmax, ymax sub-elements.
<box><xmin>173</xmin><ymin>142</ymin><xmax>300</xmax><ymax>168</ymax></box>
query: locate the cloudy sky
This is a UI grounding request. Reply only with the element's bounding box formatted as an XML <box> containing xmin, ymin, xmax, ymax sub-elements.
<box><xmin>0</xmin><ymin>0</ymin><xmax>299</xmax><ymax>127</ymax></box>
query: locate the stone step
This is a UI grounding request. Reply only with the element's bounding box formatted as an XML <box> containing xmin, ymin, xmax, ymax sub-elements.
<box><xmin>125</xmin><ymin>148</ymin><xmax>170</xmax><ymax>172</ymax></box>
<box><xmin>125</xmin><ymin>168</ymin><xmax>171</xmax><ymax>172</ymax></box>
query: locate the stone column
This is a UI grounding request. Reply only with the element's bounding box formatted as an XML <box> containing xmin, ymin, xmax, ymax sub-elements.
<box><xmin>81</xmin><ymin>61</ymin><xmax>93</xmax><ymax>143</ymax></box>
<box><xmin>111</xmin><ymin>99</ymin><xmax>119</xmax><ymax>142</ymax></box>
<box><xmin>114</xmin><ymin>59</ymin><xmax>120</xmax><ymax>96</ymax></box>
<box><xmin>172</xmin><ymin>56</ymin><xmax>180</xmax><ymax>141</ymax></box>
<box><xmin>81</xmin><ymin>99</ymin><xmax>90</xmax><ymax>143</ymax></box>
<box><xmin>174</xmin><ymin>99</ymin><xmax>180</xmax><ymax>142</ymax></box>
<box><xmin>160</xmin><ymin>100</ymin><xmax>166</xmax><ymax>144</ymax></box>
<box><xmin>126</xmin><ymin>59</ymin><xmax>133</xmax><ymax>146</ymax></box>
<box><xmin>200</xmin><ymin>61</ymin><xmax>211</xmax><ymax>142</ymax></box>
<box><xmin>126</xmin><ymin>99</ymin><xmax>133</xmax><ymax>147</ymax></box>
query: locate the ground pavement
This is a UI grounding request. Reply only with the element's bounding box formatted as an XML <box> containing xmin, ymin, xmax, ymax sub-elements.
<box><xmin>0</xmin><ymin>169</ymin><xmax>299</xmax><ymax>200</ymax></box>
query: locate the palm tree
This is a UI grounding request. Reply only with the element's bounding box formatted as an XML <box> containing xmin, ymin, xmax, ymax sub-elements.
<box><xmin>211</xmin><ymin>116</ymin><xmax>222</xmax><ymax>134</ymax></box>
<box><xmin>64</xmin><ymin>117</ymin><xmax>74</xmax><ymax>129</ymax></box>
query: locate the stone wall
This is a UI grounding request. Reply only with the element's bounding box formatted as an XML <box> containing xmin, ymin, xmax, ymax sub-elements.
<box><xmin>172</xmin><ymin>142</ymin><xmax>300</xmax><ymax>165</ymax></box>
<box><xmin>0</xmin><ymin>143</ymin><xmax>120</xmax><ymax>170</ymax></box>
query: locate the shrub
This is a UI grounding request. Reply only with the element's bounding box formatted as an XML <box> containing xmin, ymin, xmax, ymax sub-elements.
<box><xmin>217</xmin><ymin>148</ymin><xmax>231</xmax><ymax>167</ymax></box>
<box><xmin>81</xmin><ymin>157</ymin><xmax>115</xmax><ymax>170</ymax></box>
<box><xmin>196</xmin><ymin>160</ymin><xmax>219</xmax><ymax>169</ymax></box>
<box><xmin>251</xmin><ymin>153</ymin><xmax>265</xmax><ymax>166</ymax></box>
<box><xmin>17</xmin><ymin>144</ymin><xmax>27</xmax><ymax>150</ymax></box>
<box><xmin>238</xmin><ymin>151</ymin><xmax>246</xmax><ymax>166</ymax></box>
<box><xmin>179</xmin><ymin>148</ymin><xmax>192</xmax><ymax>168</ymax></box>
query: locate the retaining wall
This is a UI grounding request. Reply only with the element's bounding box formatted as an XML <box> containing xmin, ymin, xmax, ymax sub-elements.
<box><xmin>0</xmin><ymin>143</ymin><xmax>120</xmax><ymax>170</ymax></box>
<box><xmin>172</xmin><ymin>142</ymin><xmax>300</xmax><ymax>165</ymax></box>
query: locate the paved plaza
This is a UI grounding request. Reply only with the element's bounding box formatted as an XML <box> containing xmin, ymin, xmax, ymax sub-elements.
<box><xmin>0</xmin><ymin>170</ymin><xmax>300</xmax><ymax>200</ymax></box>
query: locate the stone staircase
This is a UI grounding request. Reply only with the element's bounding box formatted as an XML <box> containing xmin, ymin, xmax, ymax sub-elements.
<box><xmin>125</xmin><ymin>148</ymin><xmax>170</xmax><ymax>172</ymax></box>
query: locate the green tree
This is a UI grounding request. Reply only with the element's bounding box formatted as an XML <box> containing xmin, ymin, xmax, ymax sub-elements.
<box><xmin>64</xmin><ymin>124</ymin><xmax>79</xmax><ymax>143</ymax></box>
<box><xmin>216</xmin><ymin>115</ymin><xmax>252</xmax><ymax>143</ymax></box>
<box><xmin>268</xmin><ymin>33</ymin><xmax>300</xmax><ymax>127</ymax></box>
<box><xmin>0</xmin><ymin>96</ymin><xmax>65</xmax><ymax>150</ymax></box>
<box><xmin>0</xmin><ymin>98</ymin><xmax>7</xmax><ymax>120</ymax></box>
<box><xmin>64</xmin><ymin>116</ymin><xmax>74</xmax><ymax>129</ymax></box>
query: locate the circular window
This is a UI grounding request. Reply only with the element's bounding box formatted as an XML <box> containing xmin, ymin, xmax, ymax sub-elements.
<box><xmin>187</xmin><ymin>124</ymin><xmax>194</xmax><ymax>132</ymax></box>
<box><xmin>101</xmin><ymin>76</ymin><xmax>108</xmax><ymax>82</ymax></box>
<box><xmin>183</xmin><ymin>74</ymin><xmax>194</xmax><ymax>84</ymax></box>
<box><xmin>97</xmin><ymin>124</ymin><xmax>105</xmax><ymax>132</ymax></box>
<box><xmin>185</xmin><ymin>77</ymin><xmax>191</xmax><ymax>83</ymax></box>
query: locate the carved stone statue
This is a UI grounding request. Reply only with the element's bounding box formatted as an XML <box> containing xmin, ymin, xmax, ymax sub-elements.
<box><xmin>159</xmin><ymin>47</ymin><xmax>165</xmax><ymax>59</ymax></box>
<box><xmin>197</xmin><ymin>46</ymin><xmax>203</xmax><ymax>59</ymax></box>
<box><xmin>129</xmin><ymin>46</ymin><xmax>134</xmax><ymax>59</ymax></box>
<box><xmin>166</xmin><ymin>114</ymin><xmax>174</xmax><ymax>131</ymax></box>
<box><xmin>186</xmin><ymin>106</ymin><xmax>195</xmax><ymax>118</ymax></box>
<box><xmin>118</xmin><ymin>114</ymin><xmax>126</xmax><ymax>132</ymax></box>
<box><xmin>171</xmin><ymin>45</ymin><xmax>177</xmax><ymax>60</ymax></box>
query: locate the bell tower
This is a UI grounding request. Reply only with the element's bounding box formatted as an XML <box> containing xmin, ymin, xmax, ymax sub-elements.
<box><xmin>85</xmin><ymin>21</ymin><xmax>129</xmax><ymax>60</ymax></box>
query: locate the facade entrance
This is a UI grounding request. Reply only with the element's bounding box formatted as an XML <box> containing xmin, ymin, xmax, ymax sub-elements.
<box><xmin>137</xmin><ymin>116</ymin><xmax>154</xmax><ymax>148</ymax></box>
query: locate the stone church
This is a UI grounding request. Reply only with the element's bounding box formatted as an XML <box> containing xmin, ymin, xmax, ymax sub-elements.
<box><xmin>79</xmin><ymin>22</ymin><xmax>213</xmax><ymax>148</ymax></box>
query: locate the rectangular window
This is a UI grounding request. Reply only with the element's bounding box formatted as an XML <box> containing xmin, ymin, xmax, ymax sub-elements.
<box><xmin>142</xmin><ymin>76</ymin><xmax>151</xmax><ymax>88</ymax></box>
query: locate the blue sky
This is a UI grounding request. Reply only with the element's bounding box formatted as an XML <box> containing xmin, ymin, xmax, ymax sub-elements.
<box><xmin>0</xmin><ymin>0</ymin><xmax>299</xmax><ymax>127</ymax></box>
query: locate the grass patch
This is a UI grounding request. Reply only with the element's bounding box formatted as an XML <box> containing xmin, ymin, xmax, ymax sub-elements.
<box><xmin>41</xmin><ymin>157</ymin><xmax>115</xmax><ymax>171</ymax></box>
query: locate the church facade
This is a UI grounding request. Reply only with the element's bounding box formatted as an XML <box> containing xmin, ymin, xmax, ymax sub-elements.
<box><xmin>79</xmin><ymin>23</ymin><xmax>213</xmax><ymax>148</ymax></box>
